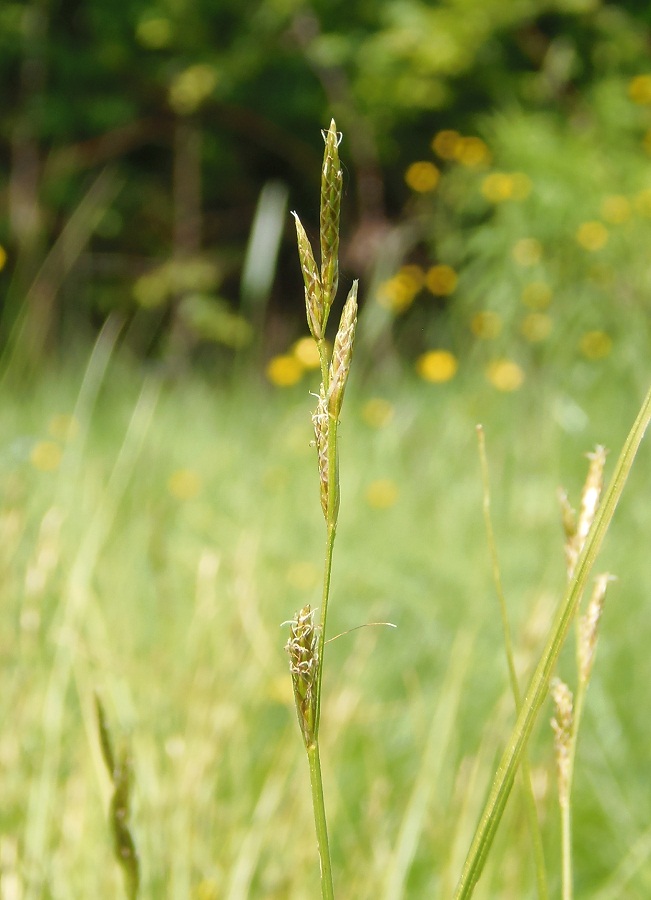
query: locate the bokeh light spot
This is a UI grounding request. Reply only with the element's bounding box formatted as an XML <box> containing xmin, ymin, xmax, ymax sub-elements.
<box><xmin>362</xmin><ymin>398</ymin><xmax>395</xmax><ymax>429</ymax></box>
<box><xmin>470</xmin><ymin>310</ymin><xmax>502</xmax><ymax>339</ymax></box>
<box><xmin>292</xmin><ymin>336</ymin><xmax>321</xmax><ymax>369</ymax></box>
<box><xmin>576</xmin><ymin>221</ymin><xmax>609</xmax><ymax>251</ymax></box>
<box><xmin>30</xmin><ymin>441</ymin><xmax>63</xmax><ymax>472</ymax></box>
<box><xmin>455</xmin><ymin>136</ymin><xmax>491</xmax><ymax>167</ymax></box>
<box><xmin>520</xmin><ymin>312</ymin><xmax>552</xmax><ymax>342</ymax></box>
<box><xmin>48</xmin><ymin>414</ymin><xmax>80</xmax><ymax>442</ymax></box>
<box><xmin>431</xmin><ymin>129</ymin><xmax>461</xmax><ymax>159</ymax></box>
<box><xmin>405</xmin><ymin>161</ymin><xmax>440</xmax><ymax>192</ymax></box>
<box><xmin>601</xmin><ymin>194</ymin><xmax>631</xmax><ymax>224</ymax></box>
<box><xmin>416</xmin><ymin>350</ymin><xmax>458</xmax><ymax>382</ymax></box>
<box><xmin>481</xmin><ymin>172</ymin><xmax>514</xmax><ymax>202</ymax></box>
<box><xmin>486</xmin><ymin>359</ymin><xmax>524</xmax><ymax>392</ymax></box>
<box><xmin>521</xmin><ymin>281</ymin><xmax>552</xmax><ymax>309</ymax></box>
<box><xmin>628</xmin><ymin>74</ymin><xmax>651</xmax><ymax>104</ymax></box>
<box><xmin>266</xmin><ymin>354</ymin><xmax>303</xmax><ymax>387</ymax></box>
<box><xmin>365</xmin><ymin>479</ymin><xmax>399</xmax><ymax>509</ymax></box>
<box><xmin>512</xmin><ymin>238</ymin><xmax>543</xmax><ymax>266</ymax></box>
<box><xmin>425</xmin><ymin>264</ymin><xmax>457</xmax><ymax>296</ymax></box>
<box><xmin>579</xmin><ymin>330</ymin><xmax>612</xmax><ymax>360</ymax></box>
<box><xmin>168</xmin><ymin>468</ymin><xmax>202</xmax><ymax>500</ymax></box>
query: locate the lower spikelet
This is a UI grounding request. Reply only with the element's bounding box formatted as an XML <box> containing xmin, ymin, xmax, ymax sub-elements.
<box><xmin>328</xmin><ymin>282</ymin><xmax>358</xmax><ymax>420</ymax></box>
<box><xmin>286</xmin><ymin>605</ymin><xmax>320</xmax><ymax>748</ymax></box>
<box><xmin>312</xmin><ymin>384</ymin><xmax>330</xmax><ymax>520</ymax></box>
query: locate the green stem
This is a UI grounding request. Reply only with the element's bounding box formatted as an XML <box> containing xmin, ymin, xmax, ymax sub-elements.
<box><xmin>308</xmin><ymin>741</ymin><xmax>335</xmax><ymax>900</ymax></box>
<box><xmin>314</xmin><ymin>521</ymin><xmax>336</xmax><ymax>738</ymax></box>
<box><xmin>454</xmin><ymin>383</ymin><xmax>651</xmax><ymax>900</ymax></box>
<box><xmin>560</xmin><ymin>797</ymin><xmax>572</xmax><ymax>900</ymax></box>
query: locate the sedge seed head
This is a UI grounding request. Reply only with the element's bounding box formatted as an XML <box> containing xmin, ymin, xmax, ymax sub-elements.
<box><xmin>328</xmin><ymin>281</ymin><xmax>358</xmax><ymax>420</ymax></box>
<box><xmin>312</xmin><ymin>384</ymin><xmax>330</xmax><ymax>520</ymax></box>
<box><xmin>285</xmin><ymin>605</ymin><xmax>320</xmax><ymax>747</ymax></box>
<box><xmin>293</xmin><ymin>212</ymin><xmax>324</xmax><ymax>340</ymax></box>
<box><xmin>320</xmin><ymin>119</ymin><xmax>343</xmax><ymax>317</ymax></box>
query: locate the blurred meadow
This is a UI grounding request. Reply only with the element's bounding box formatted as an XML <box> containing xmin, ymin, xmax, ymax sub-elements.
<box><xmin>1</xmin><ymin>1</ymin><xmax>651</xmax><ymax>898</ymax></box>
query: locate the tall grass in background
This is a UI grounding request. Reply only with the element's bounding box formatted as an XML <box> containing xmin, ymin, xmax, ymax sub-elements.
<box><xmin>0</xmin><ymin>333</ymin><xmax>649</xmax><ymax>896</ymax></box>
<box><xmin>1</xmin><ymin>126</ymin><xmax>651</xmax><ymax>897</ymax></box>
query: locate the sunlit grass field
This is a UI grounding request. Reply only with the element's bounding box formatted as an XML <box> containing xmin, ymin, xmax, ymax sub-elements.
<box><xmin>1</xmin><ymin>340</ymin><xmax>650</xmax><ymax>898</ymax></box>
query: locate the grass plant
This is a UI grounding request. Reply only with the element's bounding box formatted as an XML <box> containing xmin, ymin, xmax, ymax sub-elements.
<box><xmin>287</xmin><ymin>119</ymin><xmax>358</xmax><ymax>899</ymax></box>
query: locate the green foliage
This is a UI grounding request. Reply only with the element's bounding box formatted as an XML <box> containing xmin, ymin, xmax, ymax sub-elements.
<box><xmin>1</xmin><ymin>346</ymin><xmax>650</xmax><ymax>895</ymax></box>
<box><xmin>3</xmin><ymin>1</ymin><xmax>651</xmax><ymax>367</ymax></box>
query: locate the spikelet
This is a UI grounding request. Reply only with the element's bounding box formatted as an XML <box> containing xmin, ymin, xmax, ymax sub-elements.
<box><xmin>562</xmin><ymin>445</ymin><xmax>607</xmax><ymax>580</ymax></box>
<box><xmin>579</xmin><ymin>573</ymin><xmax>614</xmax><ymax>685</ymax></box>
<box><xmin>320</xmin><ymin>120</ymin><xmax>343</xmax><ymax>320</ymax></box>
<box><xmin>286</xmin><ymin>605</ymin><xmax>320</xmax><ymax>748</ymax></box>
<box><xmin>312</xmin><ymin>384</ymin><xmax>330</xmax><ymax>520</ymax></box>
<box><xmin>328</xmin><ymin>281</ymin><xmax>358</xmax><ymax>420</ymax></box>
<box><xmin>550</xmin><ymin>677</ymin><xmax>574</xmax><ymax>810</ymax></box>
<box><xmin>293</xmin><ymin>212</ymin><xmax>324</xmax><ymax>340</ymax></box>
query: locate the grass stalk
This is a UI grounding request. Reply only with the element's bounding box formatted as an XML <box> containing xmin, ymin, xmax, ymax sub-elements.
<box><xmin>307</xmin><ymin>742</ymin><xmax>335</xmax><ymax>900</ymax></box>
<box><xmin>454</xmin><ymin>382</ymin><xmax>651</xmax><ymax>899</ymax></box>
<box><xmin>287</xmin><ymin>120</ymin><xmax>358</xmax><ymax>899</ymax></box>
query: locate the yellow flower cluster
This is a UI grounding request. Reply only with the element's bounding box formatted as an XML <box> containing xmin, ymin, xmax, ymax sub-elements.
<box><xmin>404</xmin><ymin>161</ymin><xmax>440</xmax><ymax>193</ymax></box>
<box><xmin>376</xmin><ymin>263</ymin><xmax>458</xmax><ymax>315</ymax></box>
<box><xmin>486</xmin><ymin>359</ymin><xmax>524</xmax><ymax>392</ymax></box>
<box><xmin>628</xmin><ymin>74</ymin><xmax>651</xmax><ymax>104</ymax></box>
<box><xmin>416</xmin><ymin>349</ymin><xmax>458</xmax><ymax>383</ymax></box>
<box><xmin>167</xmin><ymin>468</ymin><xmax>202</xmax><ymax>500</ymax></box>
<box><xmin>425</xmin><ymin>264</ymin><xmax>458</xmax><ymax>296</ymax></box>
<box><xmin>481</xmin><ymin>172</ymin><xmax>532</xmax><ymax>203</ymax></box>
<box><xmin>376</xmin><ymin>265</ymin><xmax>424</xmax><ymax>313</ymax></box>
<box><xmin>266</xmin><ymin>336</ymin><xmax>321</xmax><ymax>387</ymax></box>
<box><xmin>365</xmin><ymin>479</ymin><xmax>399</xmax><ymax>509</ymax></box>
<box><xmin>512</xmin><ymin>237</ymin><xmax>543</xmax><ymax>266</ymax></box>
<box><xmin>576</xmin><ymin>221</ymin><xmax>609</xmax><ymax>252</ymax></box>
<box><xmin>579</xmin><ymin>330</ymin><xmax>612</xmax><ymax>360</ymax></box>
<box><xmin>431</xmin><ymin>130</ymin><xmax>491</xmax><ymax>167</ymax></box>
<box><xmin>470</xmin><ymin>310</ymin><xmax>502</xmax><ymax>340</ymax></box>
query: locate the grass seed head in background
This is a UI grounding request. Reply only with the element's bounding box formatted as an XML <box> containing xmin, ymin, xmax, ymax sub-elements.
<box><xmin>550</xmin><ymin>677</ymin><xmax>574</xmax><ymax>811</ymax></box>
<box><xmin>95</xmin><ymin>696</ymin><xmax>140</xmax><ymax>900</ymax></box>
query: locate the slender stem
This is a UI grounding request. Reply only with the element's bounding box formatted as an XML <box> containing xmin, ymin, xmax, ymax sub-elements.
<box><xmin>307</xmin><ymin>742</ymin><xmax>335</xmax><ymax>900</ymax></box>
<box><xmin>314</xmin><ymin>522</ymin><xmax>336</xmax><ymax>738</ymax></box>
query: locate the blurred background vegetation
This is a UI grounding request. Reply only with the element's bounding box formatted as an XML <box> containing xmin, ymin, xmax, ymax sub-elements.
<box><xmin>2</xmin><ymin>0</ymin><xmax>651</xmax><ymax>386</ymax></box>
<box><xmin>3</xmin><ymin>2</ymin><xmax>651</xmax><ymax>896</ymax></box>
